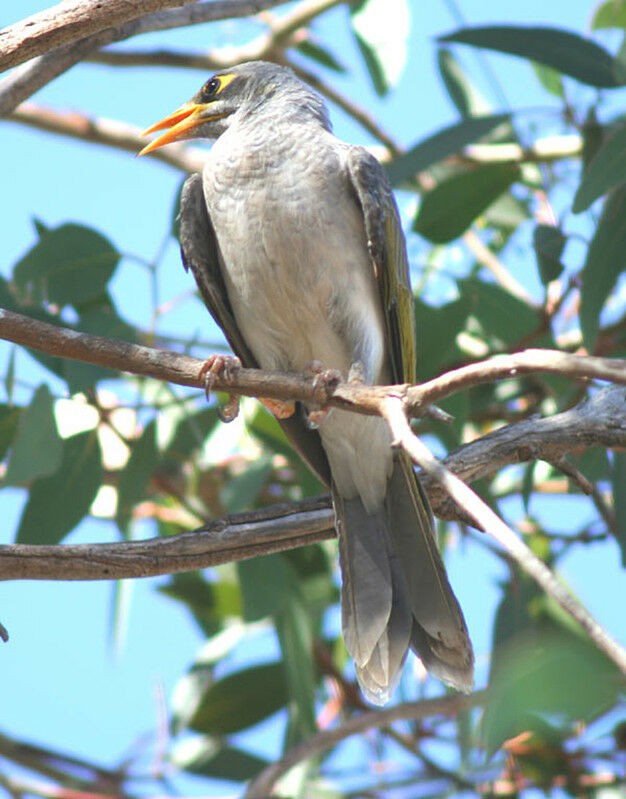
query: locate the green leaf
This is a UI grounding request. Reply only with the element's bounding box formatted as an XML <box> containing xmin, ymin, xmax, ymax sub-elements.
<box><xmin>0</xmin><ymin>405</ymin><xmax>22</xmax><ymax>462</ymax></box>
<box><xmin>13</xmin><ymin>223</ymin><xmax>120</xmax><ymax>307</ymax></box>
<box><xmin>612</xmin><ymin>451</ymin><xmax>626</xmax><ymax>565</ymax></box>
<box><xmin>531</xmin><ymin>62</ymin><xmax>565</xmax><ymax>97</ymax></box>
<box><xmin>573</xmin><ymin>123</ymin><xmax>626</xmax><ymax>212</ymax></box>
<box><xmin>276</xmin><ymin>597</ymin><xmax>317</xmax><ymax>741</ymax></box>
<box><xmin>580</xmin><ymin>186</ymin><xmax>626</xmax><ymax>351</ymax></box>
<box><xmin>5</xmin><ymin>385</ymin><xmax>62</xmax><ymax>486</ymax></box>
<box><xmin>350</xmin><ymin>0</ymin><xmax>410</xmax><ymax>96</ymax></box>
<box><xmin>482</xmin><ymin>630</ymin><xmax>622</xmax><ymax>755</ymax></box>
<box><xmin>189</xmin><ymin>662</ymin><xmax>288</xmax><ymax>735</ymax></box>
<box><xmin>413</xmin><ymin>164</ymin><xmax>519</xmax><ymax>243</ymax></box>
<box><xmin>592</xmin><ymin>0</ymin><xmax>626</xmax><ymax>30</ymax></box>
<box><xmin>159</xmin><ymin>572</ymin><xmax>241</xmax><ymax>636</ymax></box>
<box><xmin>296</xmin><ymin>39</ymin><xmax>345</xmax><ymax>73</ymax></box>
<box><xmin>439</xmin><ymin>26</ymin><xmax>621</xmax><ymax>89</ymax></box>
<box><xmin>4</xmin><ymin>347</ymin><xmax>16</xmax><ymax>404</ymax></box>
<box><xmin>171</xmin><ymin>738</ymin><xmax>268</xmax><ymax>781</ymax></box>
<box><xmin>414</xmin><ymin>295</ymin><xmax>470</xmax><ymax>379</ymax></box>
<box><xmin>16</xmin><ymin>430</ymin><xmax>102</xmax><ymax>544</ymax></box>
<box><xmin>238</xmin><ymin>553</ymin><xmax>301</xmax><ymax>622</ymax></box>
<box><xmin>116</xmin><ymin>421</ymin><xmax>158</xmax><ymax>535</ymax></box>
<box><xmin>460</xmin><ymin>277</ymin><xmax>540</xmax><ymax>347</ymax></box>
<box><xmin>220</xmin><ymin>456</ymin><xmax>273</xmax><ymax>513</ymax></box>
<box><xmin>437</xmin><ymin>48</ymin><xmax>492</xmax><ymax>118</ymax></box>
<box><xmin>532</xmin><ymin>224</ymin><xmax>566</xmax><ymax>285</ymax></box>
<box><xmin>386</xmin><ymin>113</ymin><xmax>510</xmax><ymax>187</ymax></box>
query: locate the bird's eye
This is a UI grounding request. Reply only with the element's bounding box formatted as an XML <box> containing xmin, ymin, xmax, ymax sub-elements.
<box><xmin>203</xmin><ymin>77</ymin><xmax>221</xmax><ymax>98</ymax></box>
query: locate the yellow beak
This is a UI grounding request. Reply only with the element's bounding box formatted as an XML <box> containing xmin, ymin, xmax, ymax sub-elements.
<box><xmin>138</xmin><ymin>103</ymin><xmax>221</xmax><ymax>156</ymax></box>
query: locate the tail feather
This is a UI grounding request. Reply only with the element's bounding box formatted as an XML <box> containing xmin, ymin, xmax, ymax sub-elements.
<box><xmin>334</xmin><ymin>456</ymin><xmax>474</xmax><ymax>703</ymax></box>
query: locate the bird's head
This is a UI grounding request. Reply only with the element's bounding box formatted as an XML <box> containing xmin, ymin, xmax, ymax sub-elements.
<box><xmin>138</xmin><ymin>61</ymin><xmax>329</xmax><ymax>156</ymax></box>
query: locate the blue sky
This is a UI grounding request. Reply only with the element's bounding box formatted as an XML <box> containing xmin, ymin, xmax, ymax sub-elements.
<box><xmin>1</xmin><ymin>0</ymin><xmax>624</xmax><ymax>795</ymax></box>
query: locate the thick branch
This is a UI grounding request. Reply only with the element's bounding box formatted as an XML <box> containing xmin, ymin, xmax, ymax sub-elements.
<box><xmin>0</xmin><ymin>0</ymin><xmax>291</xmax><ymax>116</ymax></box>
<box><xmin>1</xmin><ymin>310</ymin><xmax>626</xmax><ymax>421</ymax></box>
<box><xmin>8</xmin><ymin>103</ymin><xmax>206</xmax><ymax>173</ymax></box>
<box><xmin>381</xmin><ymin>395</ymin><xmax>626</xmax><ymax>676</ymax></box>
<box><xmin>244</xmin><ymin>691</ymin><xmax>485</xmax><ymax>797</ymax></box>
<box><xmin>1</xmin><ymin>386</ymin><xmax>624</xmax><ymax>581</ymax></box>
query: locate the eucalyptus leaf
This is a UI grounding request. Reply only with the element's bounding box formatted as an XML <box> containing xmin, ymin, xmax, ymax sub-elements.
<box><xmin>5</xmin><ymin>384</ymin><xmax>62</xmax><ymax>486</ymax></box>
<box><xmin>591</xmin><ymin>0</ymin><xmax>626</xmax><ymax>30</ymax></box>
<box><xmin>386</xmin><ymin>114</ymin><xmax>510</xmax><ymax>187</ymax></box>
<box><xmin>413</xmin><ymin>164</ymin><xmax>519</xmax><ymax>243</ymax></box>
<box><xmin>350</xmin><ymin>0</ymin><xmax>409</xmax><ymax>95</ymax></box>
<box><xmin>440</xmin><ymin>25</ymin><xmax>621</xmax><ymax>89</ymax></box>
<box><xmin>116</xmin><ymin>421</ymin><xmax>158</xmax><ymax>535</ymax></box>
<box><xmin>532</xmin><ymin>224</ymin><xmax>566</xmax><ymax>285</ymax></box>
<box><xmin>16</xmin><ymin>430</ymin><xmax>102</xmax><ymax>544</ymax></box>
<box><xmin>580</xmin><ymin>186</ymin><xmax>626</xmax><ymax>351</ymax></box>
<box><xmin>437</xmin><ymin>48</ymin><xmax>492</xmax><ymax>118</ymax></box>
<box><xmin>573</xmin><ymin>123</ymin><xmax>626</xmax><ymax>212</ymax></box>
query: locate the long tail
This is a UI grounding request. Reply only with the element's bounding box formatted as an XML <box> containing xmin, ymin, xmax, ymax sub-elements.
<box><xmin>334</xmin><ymin>454</ymin><xmax>473</xmax><ymax>704</ymax></box>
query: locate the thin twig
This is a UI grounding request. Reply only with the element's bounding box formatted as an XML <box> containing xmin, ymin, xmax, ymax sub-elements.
<box><xmin>244</xmin><ymin>691</ymin><xmax>485</xmax><ymax>797</ymax></box>
<box><xmin>548</xmin><ymin>457</ymin><xmax>617</xmax><ymax>535</ymax></box>
<box><xmin>380</xmin><ymin>395</ymin><xmax>626</xmax><ymax>676</ymax></box>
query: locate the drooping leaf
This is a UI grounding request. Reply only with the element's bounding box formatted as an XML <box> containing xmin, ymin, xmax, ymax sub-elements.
<box><xmin>296</xmin><ymin>39</ymin><xmax>345</xmax><ymax>73</ymax></box>
<box><xmin>4</xmin><ymin>347</ymin><xmax>15</xmax><ymax>404</ymax></box>
<box><xmin>531</xmin><ymin>62</ymin><xmax>565</xmax><ymax>97</ymax></box>
<box><xmin>116</xmin><ymin>420</ymin><xmax>158</xmax><ymax>535</ymax></box>
<box><xmin>532</xmin><ymin>224</ymin><xmax>566</xmax><ymax>285</ymax></box>
<box><xmin>460</xmin><ymin>278</ymin><xmax>541</xmax><ymax>347</ymax></box>
<box><xmin>189</xmin><ymin>662</ymin><xmax>288</xmax><ymax>735</ymax></box>
<box><xmin>612</xmin><ymin>451</ymin><xmax>626</xmax><ymax>565</ymax></box>
<box><xmin>159</xmin><ymin>572</ymin><xmax>241</xmax><ymax>636</ymax></box>
<box><xmin>580</xmin><ymin>186</ymin><xmax>626</xmax><ymax>351</ymax></box>
<box><xmin>413</xmin><ymin>164</ymin><xmax>519</xmax><ymax>243</ymax></box>
<box><xmin>592</xmin><ymin>0</ymin><xmax>626</xmax><ymax>30</ymax></box>
<box><xmin>573</xmin><ymin>123</ymin><xmax>626</xmax><ymax>212</ymax></box>
<box><xmin>436</xmin><ymin>48</ymin><xmax>492</xmax><ymax>118</ymax></box>
<box><xmin>16</xmin><ymin>430</ymin><xmax>102</xmax><ymax>544</ymax></box>
<box><xmin>276</xmin><ymin>596</ymin><xmax>317</xmax><ymax>741</ymax></box>
<box><xmin>0</xmin><ymin>405</ymin><xmax>22</xmax><ymax>462</ymax></box>
<box><xmin>13</xmin><ymin>223</ymin><xmax>120</xmax><ymax>307</ymax></box>
<box><xmin>350</xmin><ymin>0</ymin><xmax>410</xmax><ymax>96</ymax></box>
<box><xmin>482</xmin><ymin>630</ymin><xmax>622</xmax><ymax>755</ymax></box>
<box><xmin>220</xmin><ymin>456</ymin><xmax>273</xmax><ymax>513</ymax></box>
<box><xmin>238</xmin><ymin>553</ymin><xmax>301</xmax><ymax>622</ymax></box>
<box><xmin>386</xmin><ymin>114</ymin><xmax>510</xmax><ymax>187</ymax></box>
<box><xmin>5</xmin><ymin>384</ymin><xmax>62</xmax><ymax>485</ymax></box>
<box><xmin>439</xmin><ymin>26</ymin><xmax>621</xmax><ymax>89</ymax></box>
<box><xmin>414</xmin><ymin>295</ymin><xmax>470</xmax><ymax>379</ymax></box>
<box><xmin>171</xmin><ymin>737</ymin><xmax>268</xmax><ymax>781</ymax></box>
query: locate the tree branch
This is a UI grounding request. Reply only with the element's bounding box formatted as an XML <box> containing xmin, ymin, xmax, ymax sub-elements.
<box><xmin>380</xmin><ymin>395</ymin><xmax>626</xmax><ymax>676</ymax></box>
<box><xmin>0</xmin><ymin>0</ymin><xmax>292</xmax><ymax>116</ymax></box>
<box><xmin>244</xmin><ymin>690</ymin><xmax>485</xmax><ymax>797</ymax></box>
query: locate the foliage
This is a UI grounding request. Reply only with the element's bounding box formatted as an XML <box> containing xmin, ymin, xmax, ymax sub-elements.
<box><xmin>1</xmin><ymin>0</ymin><xmax>626</xmax><ymax>796</ymax></box>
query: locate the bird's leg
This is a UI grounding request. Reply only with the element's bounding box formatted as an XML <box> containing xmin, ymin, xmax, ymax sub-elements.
<box><xmin>259</xmin><ymin>398</ymin><xmax>296</xmax><ymax>419</ymax></box>
<box><xmin>304</xmin><ymin>360</ymin><xmax>342</xmax><ymax>429</ymax></box>
<box><xmin>199</xmin><ymin>354</ymin><xmax>242</xmax><ymax>422</ymax></box>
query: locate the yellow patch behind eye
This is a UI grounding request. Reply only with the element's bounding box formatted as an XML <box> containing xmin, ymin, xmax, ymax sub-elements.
<box><xmin>215</xmin><ymin>73</ymin><xmax>237</xmax><ymax>93</ymax></box>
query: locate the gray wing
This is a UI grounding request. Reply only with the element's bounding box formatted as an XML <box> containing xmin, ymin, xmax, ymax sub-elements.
<box><xmin>179</xmin><ymin>173</ymin><xmax>331</xmax><ymax>486</ymax></box>
<box><xmin>344</xmin><ymin>146</ymin><xmax>417</xmax><ymax>385</ymax></box>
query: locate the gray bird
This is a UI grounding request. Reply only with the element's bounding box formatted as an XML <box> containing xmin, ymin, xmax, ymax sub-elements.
<box><xmin>140</xmin><ymin>61</ymin><xmax>473</xmax><ymax>703</ymax></box>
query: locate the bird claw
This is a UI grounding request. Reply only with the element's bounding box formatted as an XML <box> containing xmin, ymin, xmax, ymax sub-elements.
<box><xmin>303</xmin><ymin>360</ymin><xmax>342</xmax><ymax>428</ymax></box>
<box><xmin>199</xmin><ymin>354</ymin><xmax>242</xmax><ymax>422</ymax></box>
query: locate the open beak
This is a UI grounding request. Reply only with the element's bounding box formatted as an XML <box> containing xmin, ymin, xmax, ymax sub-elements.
<box><xmin>138</xmin><ymin>102</ymin><xmax>219</xmax><ymax>156</ymax></box>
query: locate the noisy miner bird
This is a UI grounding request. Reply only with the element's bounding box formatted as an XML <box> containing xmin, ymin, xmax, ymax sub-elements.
<box><xmin>140</xmin><ymin>61</ymin><xmax>473</xmax><ymax>704</ymax></box>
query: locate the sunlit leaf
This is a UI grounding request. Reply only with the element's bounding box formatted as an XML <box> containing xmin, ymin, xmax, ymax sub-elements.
<box><xmin>591</xmin><ymin>0</ymin><xmax>626</xmax><ymax>29</ymax></box>
<box><xmin>580</xmin><ymin>186</ymin><xmax>626</xmax><ymax>351</ymax></box>
<box><xmin>531</xmin><ymin>62</ymin><xmax>565</xmax><ymax>97</ymax></box>
<box><xmin>0</xmin><ymin>405</ymin><xmax>22</xmax><ymax>463</ymax></box>
<box><xmin>386</xmin><ymin>114</ymin><xmax>510</xmax><ymax>186</ymax></box>
<box><xmin>350</xmin><ymin>0</ymin><xmax>410</xmax><ymax>95</ymax></box>
<box><xmin>189</xmin><ymin>662</ymin><xmax>288</xmax><ymax>734</ymax></box>
<box><xmin>440</xmin><ymin>26</ymin><xmax>621</xmax><ymax>88</ymax></box>
<box><xmin>16</xmin><ymin>430</ymin><xmax>102</xmax><ymax>544</ymax></box>
<box><xmin>171</xmin><ymin>737</ymin><xmax>268</xmax><ymax>780</ymax></box>
<box><xmin>413</xmin><ymin>164</ymin><xmax>519</xmax><ymax>243</ymax></box>
<box><xmin>5</xmin><ymin>384</ymin><xmax>62</xmax><ymax>485</ymax></box>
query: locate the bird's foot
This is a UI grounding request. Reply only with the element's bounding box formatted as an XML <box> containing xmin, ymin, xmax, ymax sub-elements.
<box><xmin>303</xmin><ymin>361</ymin><xmax>342</xmax><ymax>429</ymax></box>
<box><xmin>199</xmin><ymin>354</ymin><xmax>241</xmax><ymax>422</ymax></box>
<box><xmin>260</xmin><ymin>398</ymin><xmax>296</xmax><ymax>419</ymax></box>
<box><xmin>347</xmin><ymin>361</ymin><xmax>366</xmax><ymax>384</ymax></box>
